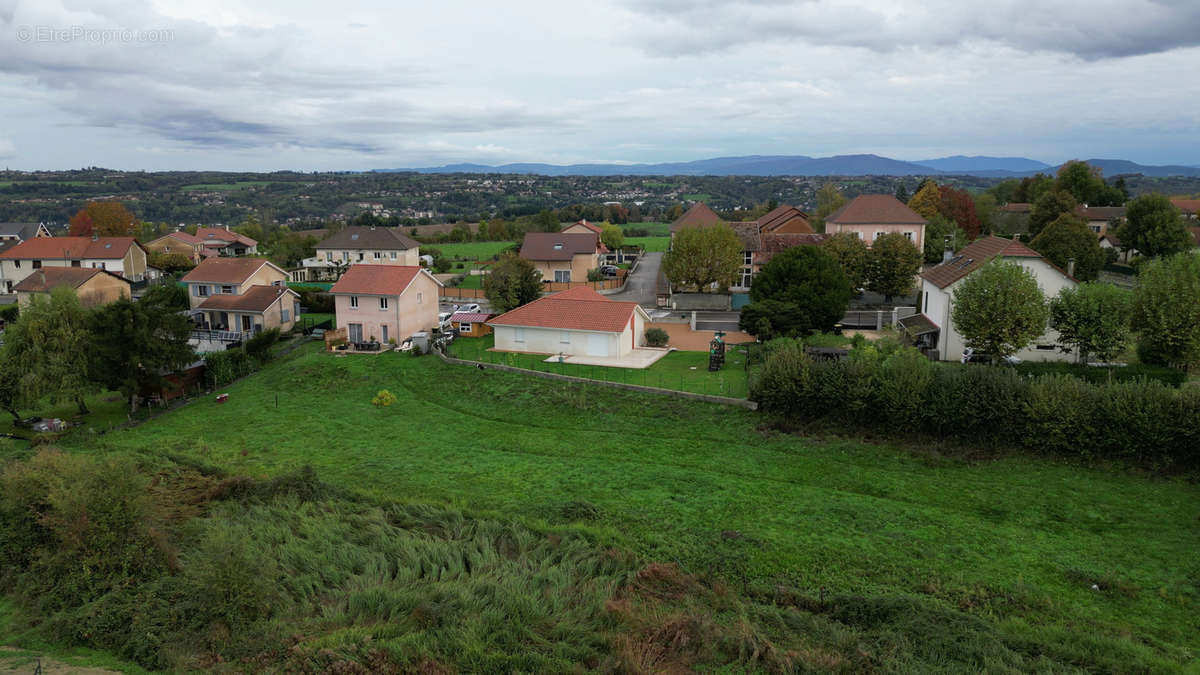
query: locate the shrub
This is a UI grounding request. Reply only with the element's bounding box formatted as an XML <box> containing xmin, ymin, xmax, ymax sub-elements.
<box><xmin>1025</xmin><ymin>375</ymin><xmax>1098</xmax><ymax>456</ymax></box>
<box><xmin>0</xmin><ymin>304</ymin><xmax>18</xmax><ymax>323</ymax></box>
<box><xmin>205</xmin><ymin>347</ymin><xmax>257</xmax><ymax>388</ymax></box>
<box><xmin>877</xmin><ymin>348</ymin><xmax>933</xmax><ymax>430</ymax></box>
<box><xmin>372</xmin><ymin>389</ymin><xmax>397</xmax><ymax>407</ymax></box>
<box><xmin>1014</xmin><ymin>361</ymin><xmax>1186</xmax><ymax>387</ymax></box>
<box><xmin>245</xmin><ymin>328</ymin><xmax>280</xmax><ymax>363</ymax></box>
<box><xmin>751</xmin><ymin>339</ymin><xmax>810</xmax><ymax>415</ymax></box>
<box><xmin>645</xmin><ymin>327</ymin><xmax>669</xmax><ymax>347</ymax></box>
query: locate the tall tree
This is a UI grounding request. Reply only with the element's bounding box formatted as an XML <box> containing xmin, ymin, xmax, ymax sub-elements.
<box><xmin>951</xmin><ymin>260</ymin><xmax>1049</xmax><ymax>363</ymax></box>
<box><xmin>1054</xmin><ymin>160</ymin><xmax>1123</xmax><ymax>206</ymax></box>
<box><xmin>1029</xmin><ymin>213</ymin><xmax>1106</xmax><ymax>282</ymax></box>
<box><xmin>72</xmin><ymin>201</ymin><xmax>138</xmax><ymax>237</ymax></box>
<box><xmin>813</xmin><ymin>183</ymin><xmax>847</xmax><ymax>232</ymax></box>
<box><xmin>0</xmin><ymin>287</ymin><xmax>95</xmax><ymax>414</ymax></box>
<box><xmin>923</xmin><ymin>214</ymin><xmax>968</xmax><ymax>264</ymax></box>
<box><xmin>1050</xmin><ymin>282</ymin><xmax>1132</xmax><ymax>363</ymax></box>
<box><xmin>1028</xmin><ymin>190</ymin><xmax>1077</xmax><ymax>238</ymax></box>
<box><xmin>973</xmin><ymin>192</ymin><xmax>997</xmax><ymax>236</ymax></box>
<box><xmin>867</xmin><ymin>233</ymin><xmax>922</xmax><ymax>301</ymax></box>
<box><xmin>1116</xmin><ymin>193</ymin><xmax>1190</xmax><ymax>258</ymax></box>
<box><xmin>938</xmin><ymin>185</ymin><xmax>981</xmax><ymax>239</ymax></box>
<box><xmin>662</xmin><ymin>224</ymin><xmax>742</xmax><ymax>291</ymax></box>
<box><xmin>483</xmin><ymin>254</ymin><xmax>543</xmax><ymax>312</ymax></box>
<box><xmin>1130</xmin><ymin>253</ymin><xmax>1200</xmax><ymax>369</ymax></box>
<box><xmin>88</xmin><ymin>288</ymin><xmax>197</xmax><ymax>411</ymax></box>
<box><xmin>1013</xmin><ymin>173</ymin><xmax>1054</xmax><ymax>203</ymax></box>
<box><xmin>894</xmin><ymin>184</ymin><xmax>909</xmax><ymax>203</ymax></box>
<box><xmin>68</xmin><ymin>210</ymin><xmax>95</xmax><ymax>237</ymax></box>
<box><xmin>822</xmin><ymin>232</ymin><xmax>870</xmax><ymax>290</ymax></box>
<box><xmin>906</xmin><ymin>181</ymin><xmax>942</xmax><ymax>220</ymax></box>
<box><xmin>739</xmin><ymin>246</ymin><xmax>852</xmax><ymax>338</ymax></box>
<box><xmin>599</xmin><ymin>223</ymin><xmax>624</xmax><ymax>252</ymax></box>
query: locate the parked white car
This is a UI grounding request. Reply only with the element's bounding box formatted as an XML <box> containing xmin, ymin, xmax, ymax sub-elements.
<box><xmin>455</xmin><ymin>303</ymin><xmax>482</xmax><ymax>313</ymax></box>
<box><xmin>961</xmin><ymin>348</ymin><xmax>1021</xmax><ymax>365</ymax></box>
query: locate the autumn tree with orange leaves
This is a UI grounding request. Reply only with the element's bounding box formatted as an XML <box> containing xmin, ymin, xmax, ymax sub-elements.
<box><xmin>67</xmin><ymin>201</ymin><xmax>138</xmax><ymax>237</ymax></box>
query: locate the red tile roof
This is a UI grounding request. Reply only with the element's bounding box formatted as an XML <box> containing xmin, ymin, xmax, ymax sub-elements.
<box><xmin>756</xmin><ymin>204</ymin><xmax>813</xmax><ymax>233</ymax></box>
<box><xmin>196</xmin><ymin>227</ymin><xmax>257</xmax><ymax>247</ymax></box>
<box><xmin>329</xmin><ymin>265</ymin><xmax>432</xmax><ymax>296</ymax></box>
<box><xmin>827</xmin><ymin>195</ymin><xmax>927</xmax><ymax>225</ymax></box>
<box><xmin>1170</xmin><ymin>198</ymin><xmax>1200</xmax><ymax>215</ymax></box>
<box><xmin>520</xmin><ymin>232</ymin><xmax>604</xmax><ymax>261</ymax></box>
<box><xmin>450</xmin><ymin>311</ymin><xmax>493</xmax><ymax>324</ymax></box>
<box><xmin>151</xmin><ymin>231</ymin><xmax>202</xmax><ymax>245</ymax></box>
<box><xmin>181</xmin><ymin>257</ymin><xmax>277</xmax><ymax>284</ymax></box>
<box><xmin>0</xmin><ymin>236</ymin><xmax>138</xmax><ymax>260</ymax></box>
<box><xmin>920</xmin><ymin>236</ymin><xmax>1046</xmax><ymax>289</ymax></box>
<box><xmin>564</xmin><ymin>219</ymin><xmax>603</xmax><ymax>234</ymax></box>
<box><xmin>1076</xmin><ymin>205</ymin><xmax>1126</xmax><ymax>221</ymax></box>
<box><xmin>12</xmin><ymin>267</ymin><xmax>117</xmax><ymax>292</ymax></box>
<box><xmin>488</xmin><ymin>286</ymin><xmax>642</xmax><ymax>333</ymax></box>
<box><xmin>197</xmin><ymin>285</ymin><xmax>296</xmax><ymax>312</ymax></box>
<box><xmin>756</xmin><ymin>233</ymin><xmax>830</xmax><ymax>265</ymax></box>
<box><xmin>670</xmin><ymin>203</ymin><xmax>723</xmax><ymax>232</ymax></box>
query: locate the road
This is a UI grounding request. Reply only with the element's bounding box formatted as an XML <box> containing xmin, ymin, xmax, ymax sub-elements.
<box><xmin>608</xmin><ymin>252</ymin><xmax>663</xmax><ymax>308</ymax></box>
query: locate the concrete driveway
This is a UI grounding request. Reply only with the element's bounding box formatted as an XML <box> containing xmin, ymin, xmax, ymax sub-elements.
<box><xmin>608</xmin><ymin>252</ymin><xmax>662</xmax><ymax>307</ymax></box>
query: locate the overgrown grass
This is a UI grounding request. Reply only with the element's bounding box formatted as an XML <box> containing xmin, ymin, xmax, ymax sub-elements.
<box><xmin>449</xmin><ymin>335</ymin><xmax>751</xmax><ymax>398</ymax></box>
<box><xmin>48</xmin><ymin>343</ymin><xmax>1199</xmax><ymax>671</ymax></box>
<box><xmin>4</xmin><ymin>345</ymin><xmax>1197</xmax><ymax>671</ymax></box>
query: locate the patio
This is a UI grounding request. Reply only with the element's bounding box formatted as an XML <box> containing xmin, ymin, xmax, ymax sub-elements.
<box><xmin>542</xmin><ymin>347</ymin><xmax>671</xmax><ymax>369</ymax></box>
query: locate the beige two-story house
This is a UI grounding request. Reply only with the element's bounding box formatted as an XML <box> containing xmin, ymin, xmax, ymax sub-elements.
<box><xmin>0</xmin><ymin>236</ymin><xmax>148</xmax><ymax>293</ymax></box>
<box><xmin>294</xmin><ymin>226</ymin><xmax>421</xmax><ymax>282</ymax></box>
<box><xmin>520</xmin><ymin>232</ymin><xmax>605</xmax><ymax>284</ymax></box>
<box><xmin>181</xmin><ymin>257</ymin><xmax>298</xmax><ymax>338</ymax></box>
<box><xmin>144</xmin><ymin>231</ymin><xmax>208</xmax><ymax>263</ymax></box>
<box><xmin>825</xmin><ymin>195</ymin><xmax>926</xmax><ymax>251</ymax></box>
<box><xmin>330</xmin><ymin>264</ymin><xmax>441</xmax><ymax>344</ymax></box>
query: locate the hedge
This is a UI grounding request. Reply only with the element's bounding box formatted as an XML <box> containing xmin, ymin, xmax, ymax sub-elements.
<box><xmin>752</xmin><ymin>346</ymin><xmax>1200</xmax><ymax>469</ymax></box>
<box><xmin>1014</xmin><ymin>361</ymin><xmax>1187</xmax><ymax>387</ymax></box>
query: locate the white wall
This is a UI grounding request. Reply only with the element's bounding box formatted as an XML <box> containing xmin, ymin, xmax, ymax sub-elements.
<box><xmin>929</xmin><ymin>258</ymin><xmax>1077</xmax><ymax>362</ymax></box>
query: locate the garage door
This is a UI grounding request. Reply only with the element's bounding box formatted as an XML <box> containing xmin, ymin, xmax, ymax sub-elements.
<box><xmin>586</xmin><ymin>333</ymin><xmax>609</xmax><ymax>357</ymax></box>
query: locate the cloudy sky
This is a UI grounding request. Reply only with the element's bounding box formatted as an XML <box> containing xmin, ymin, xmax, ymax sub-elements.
<box><xmin>2</xmin><ymin>0</ymin><xmax>1199</xmax><ymax>171</ymax></box>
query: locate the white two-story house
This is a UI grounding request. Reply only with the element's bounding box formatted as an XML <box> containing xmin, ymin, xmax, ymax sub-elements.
<box><xmin>0</xmin><ymin>236</ymin><xmax>148</xmax><ymax>293</ymax></box>
<box><xmin>909</xmin><ymin>236</ymin><xmax>1077</xmax><ymax>362</ymax></box>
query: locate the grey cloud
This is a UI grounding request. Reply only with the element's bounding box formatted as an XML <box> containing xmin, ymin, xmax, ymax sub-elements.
<box><xmin>621</xmin><ymin>0</ymin><xmax>1200</xmax><ymax>60</ymax></box>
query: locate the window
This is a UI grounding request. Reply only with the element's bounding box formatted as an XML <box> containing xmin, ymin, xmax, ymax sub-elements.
<box><xmin>514</xmin><ymin>327</ymin><xmax>526</xmax><ymax>343</ymax></box>
<box><xmin>379</xmin><ymin>297</ymin><xmax>389</xmax><ymax>310</ymax></box>
<box><xmin>874</xmin><ymin>231</ymin><xmax>885</xmax><ymax>240</ymax></box>
<box><xmin>13</xmin><ymin>260</ymin><xmax>19</xmax><ymax>269</ymax></box>
<box><xmin>350</xmin><ymin>296</ymin><xmax>359</xmax><ymax>308</ymax></box>
<box><xmin>903</xmin><ymin>232</ymin><xmax>913</xmax><ymax>241</ymax></box>
<box><xmin>32</xmin><ymin>260</ymin><xmax>41</xmax><ymax>269</ymax></box>
<box><xmin>416</xmin><ymin>292</ymin><xmax>423</xmax><ymax>304</ymax></box>
<box><xmin>390</xmin><ymin>251</ymin><xmax>397</xmax><ymax>260</ymax></box>
<box><xmin>196</xmin><ymin>284</ymin><xmax>209</xmax><ymax>297</ymax></box>
<box><xmin>325</xmin><ymin>252</ymin><xmax>333</xmax><ymax>262</ymax></box>
<box><xmin>374</xmin><ymin>251</ymin><xmax>382</xmax><ymax>259</ymax></box>
<box><xmin>741</xmin><ymin>269</ymin><xmax>753</xmax><ymax>287</ymax></box>
<box><xmin>341</xmin><ymin>251</ymin><xmax>348</xmax><ymax>262</ymax></box>
<box><xmin>71</xmin><ymin>260</ymin><xmax>81</xmax><ymax>267</ymax></box>
<box><xmin>281</xmin><ymin>308</ymin><xmax>290</xmax><ymax>323</ymax></box>
<box><xmin>923</xmin><ymin>292</ymin><xmax>928</xmax><ymax>313</ymax></box>
<box><xmin>221</xmin><ymin>285</ymin><xmax>234</xmax><ymax>294</ymax></box>
<box><xmin>357</xmin><ymin>253</ymin><xmax>364</xmax><ymax>261</ymax></box>
<box><xmin>554</xmin><ymin>270</ymin><xmax>571</xmax><ymax>283</ymax></box>
<box><xmin>743</xmin><ymin>251</ymin><xmax>753</xmax><ymax>265</ymax></box>
<box><xmin>854</xmin><ymin>231</ymin><xmax>864</xmax><ymax>240</ymax></box>
<box><xmin>460</xmin><ymin>323</ymin><xmax>472</xmax><ymax>333</ymax></box>
<box><xmin>560</xmin><ymin>330</ymin><xmax>570</xmax><ymax>343</ymax></box>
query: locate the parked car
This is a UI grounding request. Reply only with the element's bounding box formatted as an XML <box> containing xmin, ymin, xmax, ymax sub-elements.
<box><xmin>961</xmin><ymin>348</ymin><xmax>1021</xmax><ymax>365</ymax></box>
<box><xmin>456</xmin><ymin>303</ymin><xmax>482</xmax><ymax>313</ymax></box>
<box><xmin>599</xmin><ymin>265</ymin><xmax>619</xmax><ymax>278</ymax></box>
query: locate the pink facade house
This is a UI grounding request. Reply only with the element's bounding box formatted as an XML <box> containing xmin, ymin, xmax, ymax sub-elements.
<box><xmin>825</xmin><ymin>194</ymin><xmax>926</xmax><ymax>251</ymax></box>
<box><xmin>330</xmin><ymin>265</ymin><xmax>442</xmax><ymax>344</ymax></box>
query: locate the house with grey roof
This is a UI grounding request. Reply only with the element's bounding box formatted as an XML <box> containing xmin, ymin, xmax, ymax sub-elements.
<box><xmin>0</xmin><ymin>222</ymin><xmax>52</xmax><ymax>244</ymax></box>
<box><xmin>292</xmin><ymin>226</ymin><xmax>421</xmax><ymax>282</ymax></box>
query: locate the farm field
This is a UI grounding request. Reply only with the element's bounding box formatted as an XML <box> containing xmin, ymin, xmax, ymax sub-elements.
<box><xmin>29</xmin><ymin>343</ymin><xmax>1198</xmax><ymax>672</ymax></box>
<box><xmin>623</xmin><ymin>235</ymin><xmax>670</xmax><ymax>251</ymax></box>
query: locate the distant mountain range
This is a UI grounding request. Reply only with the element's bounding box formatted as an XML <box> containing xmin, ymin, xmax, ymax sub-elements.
<box><xmin>375</xmin><ymin>154</ymin><xmax>1200</xmax><ymax>178</ymax></box>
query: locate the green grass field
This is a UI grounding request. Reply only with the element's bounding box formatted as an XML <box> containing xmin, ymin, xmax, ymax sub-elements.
<box><xmin>449</xmin><ymin>335</ymin><xmax>750</xmax><ymax>398</ymax></box>
<box><xmin>179</xmin><ymin>181</ymin><xmax>274</xmax><ymax>191</ymax></box>
<box><xmin>428</xmin><ymin>241</ymin><xmax>515</xmax><ymax>261</ymax></box>
<box><xmin>454</xmin><ymin>273</ymin><xmax>484</xmax><ymax>289</ymax></box>
<box><xmin>46</xmin><ymin>344</ymin><xmax>1198</xmax><ymax>670</ymax></box>
<box><xmin>624</xmin><ymin>235</ymin><xmax>670</xmax><ymax>252</ymax></box>
<box><xmin>682</xmin><ymin>193</ymin><xmax>711</xmax><ymax>201</ymax></box>
<box><xmin>3</xmin><ymin>345</ymin><xmax>1197</xmax><ymax>671</ymax></box>
<box><xmin>620</xmin><ymin>221</ymin><xmax>671</xmax><ymax>235</ymax></box>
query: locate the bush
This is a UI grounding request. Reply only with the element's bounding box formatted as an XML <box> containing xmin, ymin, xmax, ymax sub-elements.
<box><xmin>372</xmin><ymin>389</ymin><xmax>397</xmax><ymax>407</ymax></box>
<box><xmin>245</xmin><ymin>328</ymin><xmax>280</xmax><ymax>363</ymax></box>
<box><xmin>645</xmin><ymin>327</ymin><xmax>669</xmax><ymax>347</ymax></box>
<box><xmin>0</xmin><ymin>304</ymin><xmax>18</xmax><ymax>323</ymax></box>
<box><xmin>1015</xmin><ymin>361</ymin><xmax>1187</xmax><ymax>387</ymax></box>
<box><xmin>205</xmin><ymin>348</ymin><xmax>256</xmax><ymax>388</ymax></box>
<box><xmin>292</xmin><ymin>286</ymin><xmax>334</xmax><ymax>313</ymax></box>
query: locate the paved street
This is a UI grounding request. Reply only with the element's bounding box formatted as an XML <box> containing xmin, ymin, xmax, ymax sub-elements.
<box><xmin>608</xmin><ymin>252</ymin><xmax>662</xmax><ymax>307</ymax></box>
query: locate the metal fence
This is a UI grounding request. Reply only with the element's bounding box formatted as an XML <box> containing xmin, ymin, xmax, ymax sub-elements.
<box><xmin>841</xmin><ymin>306</ymin><xmax>917</xmax><ymax>330</ymax></box>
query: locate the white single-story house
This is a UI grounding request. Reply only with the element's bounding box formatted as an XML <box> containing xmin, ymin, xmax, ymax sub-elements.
<box><xmin>487</xmin><ymin>286</ymin><xmax>650</xmax><ymax>359</ymax></box>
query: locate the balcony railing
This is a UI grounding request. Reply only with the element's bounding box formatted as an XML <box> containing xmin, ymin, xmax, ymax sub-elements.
<box><xmin>189</xmin><ymin>329</ymin><xmax>247</xmax><ymax>343</ymax></box>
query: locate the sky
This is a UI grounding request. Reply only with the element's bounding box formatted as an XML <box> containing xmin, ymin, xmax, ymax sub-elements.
<box><xmin>1</xmin><ymin>0</ymin><xmax>1199</xmax><ymax>171</ymax></box>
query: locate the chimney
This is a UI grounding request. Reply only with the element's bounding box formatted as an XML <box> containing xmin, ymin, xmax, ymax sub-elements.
<box><xmin>942</xmin><ymin>234</ymin><xmax>953</xmax><ymax>263</ymax></box>
<box><xmin>1067</xmin><ymin>257</ymin><xmax>1076</xmax><ymax>278</ymax></box>
<box><xmin>224</xmin><ymin>224</ymin><xmax>230</xmax><ymax>231</ymax></box>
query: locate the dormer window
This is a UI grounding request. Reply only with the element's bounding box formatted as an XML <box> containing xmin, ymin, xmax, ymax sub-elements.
<box><xmin>553</xmin><ymin>243</ymin><xmax>563</xmax><ymax>250</ymax></box>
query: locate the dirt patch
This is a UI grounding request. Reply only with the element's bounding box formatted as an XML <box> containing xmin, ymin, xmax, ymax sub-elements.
<box><xmin>647</xmin><ymin>322</ymin><xmax>754</xmax><ymax>351</ymax></box>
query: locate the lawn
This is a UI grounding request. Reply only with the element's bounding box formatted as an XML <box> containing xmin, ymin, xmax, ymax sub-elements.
<box><xmin>69</xmin><ymin>344</ymin><xmax>1200</xmax><ymax>671</ymax></box>
<box><xmin>428</xmin><ymin>241</ymin><xmax>515</xmax><ymax>261</ymax></box>
<box><xmin>624</xmin><ymin>235</ymin><xmax>670</xmax><ymax>252</ymax></box>
<box><xmin>454</xmin><ymin>273</ymin><xmax>484</xmax><ymax>289</ymax></box>
<box><xmin>449</xmin><ymin>334</ymin><xmax>750</xmax><ymax>398</ymax></box>
<box><xmin>620</xmin><ymin>221</ymin><xmax>671</xmax><ymax>235</ymax></box>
